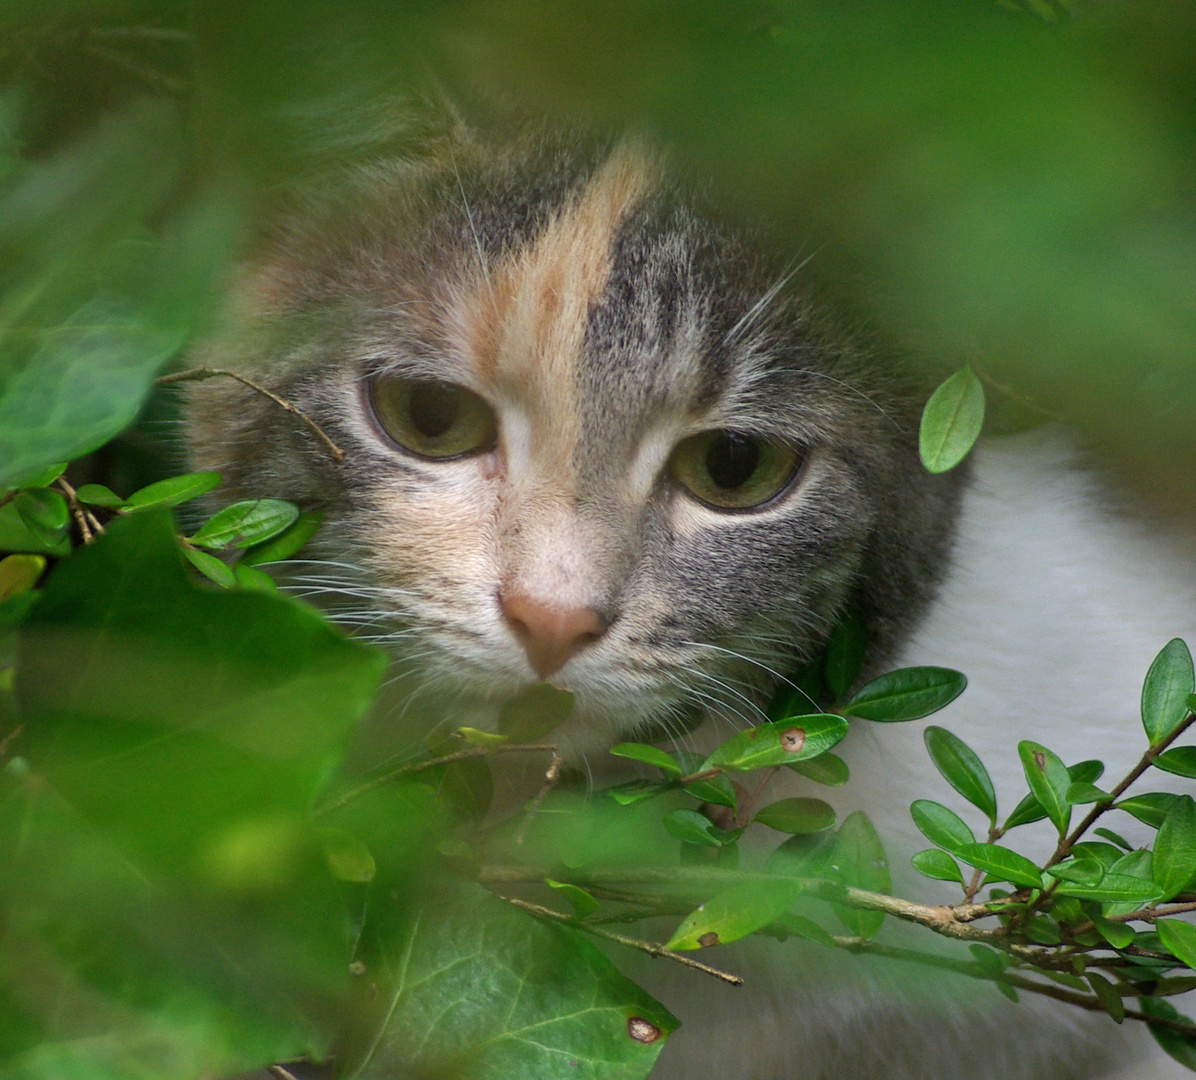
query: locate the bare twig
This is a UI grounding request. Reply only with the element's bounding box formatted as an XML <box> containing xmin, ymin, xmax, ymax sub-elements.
<box><xmin>514</xmin><ymin>750</ymin><xmax>564</xmax><ymax>844</ymax></box>
<box><xmin>267</xmin><ymin>1066</ymin><xmax>302</xmax><ymax>1080</ymax></box>
<box><xmin>157</xmin><ymin>367</ymin><xmax>345</xmax><ymax>463</ymax></box>
<box><xmin>734</xmin><ymin>766</ymin><xmax>778</xmax><ymax>829</ymax></box>
<box><xmin>56</xmin><ymin>477</ymin><xmax>104</xmax><ymax>542</ymax></box>
<box><xmin>500</xmin><ymin>895</ymin><xmax>744</xmax><ymax>987</ymax></box>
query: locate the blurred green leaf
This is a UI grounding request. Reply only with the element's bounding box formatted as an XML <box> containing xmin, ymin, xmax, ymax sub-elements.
<box><xmin>606</xmin><ymin>779</ymin><xmax>667</xmax><ymax>806</ymax></box>
<box><xmin>909</xmin><ymin>799</ymin><xmax>975</xmax><ymax>853</ymax></box>
<box><xmin>12</xmin><ymin>489</ymin><xmax>68</xmax><ymax>547</ymax></box>
<box><xmin>765</xmin><ymin>830</ymin><xmax>837</xmax><ymax>879</ymax></box>
<box><xmin>753</xmin><ymin>797</ymin><xmax>835</xmax><ymax>834</ymax></box>
<box><xmin>611</xmin><ymin>743</ymin><xmax>682</xmax><ymax>778</ymax></box>
<box><xmin>788</xmin><ymin>751</ymin><xmax>849</xmax><ymax>786</ymax></box>
<box><xmin>1154</xmin><ymin>747</ymin><xmax>1196</xmax><ymax>779</ymax></box>
<box><xmin>822</xmin><ymin>610</ymin><xmax>865</xmax><ymax>701</ymax></box>
<box><xmin>191</xmin><ymin>498</ymin><xmax>300</xmax><ymax>551</ymax></box>
<box><xmin>911</xmin><ymin>848</ymin><xmax>965</xmax><ymax>885</ymax></box>
<box><xmin>545</xmin><ymin>879</ymin><xmax>599</xmax><ymax>921</ymax></box>
<box><xmin>74</xmin><ymin>483</ymin><xmax>124</xmax><ymax>508</ymax></box>
<box><xmin>125</xmin><ymin>471</ymin><xmax>222</xmax><ymax>510</ymax></box>
<box><xmin>234</xmin><ymin>562</ymin><xmax>278</xmax><ymax>593</ymax></box>
<box><xmin>843</xmin><ymin>666</ymin><xmax>966</xmax><ymax>722</ymax></box>
<box><xmin>702</xmin><ymin>714</ymin><xmax>848</xmax><ymax>773</ymax></box>
<box><xmin>317</xmin><ymin>826</ymin><xmax>376</xmax><ymax>883</ymax></box>
<box><xmin>1018</xmin><ymin>741</ymin><xmax>1071</xmax><ymax>836</ymax></box>
<box><xmin>0</xmin><ymin>554</ymin><xmax>43</xmax><ymax>602</ymax></box>
<box><xmin>663</xmin><ymin>809</ymin><xmax>740</xmax><ymax>848</ymax></box>
<box><xmin>924</xmin><ymin>726</ymin><xmax>997</xmax><ymax>824</ymax></box>
<box><xmin>0</xmin><ymin>502</ymin><xmax>69</xmax><ymax>556</ymax></box>
<box><xmin>1142</xmin><ymin>639</ymin><xmax>1195</xmax><ymax>747</ymax></box>
<box><xmin>831</xmin><ymin>812</ymin><xmax>889</xmax><ymax>939</ymax></box>
<box><xmin>183</xmin><ymin>545</ymin><xmax>235</xmax><ymax>588</ymax></box>
<box><xmin>667</xmin><ymin>878</ymin><xmax>804</xmax><ymax>951</ymax></box>
<box><xmin>918</xmin><ymin>368</ymin><xmax>985</xmax><ymax>474</ymax></box>
<box><xmin>954</xmin><ymin>843</ymin><xmax>1042</xmax><ymax>890</ymax></box>
<box><xmin>1153</xmin><ymin>795</ymin><xmax>1196</xmax><ymax>901</ymax></box>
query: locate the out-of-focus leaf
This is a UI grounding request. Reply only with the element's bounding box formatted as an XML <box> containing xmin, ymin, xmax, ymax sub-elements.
<box><xmin>823</xmin><ymin>610</ymin><xmax>866</xmax><ymax>701</ymax></box>
<box><xmin>12</xmin><ymin>489</ymin><xmax>69</xmax><ymax>547</ymax></box>
<box><xmin>74</xmin><ymin>483</ymin><xmax>125</xmax><ymax>508</ymax></box>
<box><xmin>765</xmin><ymin>830</ymin><xmax>837</xmax><ymax>879</ymax></box>
<box><xmin>831</xmin><ymin>812</ymin><xmax>889</xmax><ymax>939</ymax></box>
<box><xmin>702</xmin><ymin>714</ymin><xmax>848</xmax><ymax>773</ymax></box>
<box><xmin>911</xmin><ymin>848</ymin><xmax>965</xmax><ymax>885</ymax></box>
<box><xmin>788</xmin><ymin>751</ymin><xmax>850</xmax><ymax>786</ymax></box>
<box><xmin>909</xmin><ymin>799</ymin><xmax>974</xmax><ymax>853</ymax></box>
<box><xmin>545</xmin><ymin>879</ymin><xmax>599</xmax><ymax>921</ymax></box>
<box><xmin>317</xmin><ymin>826</ymin><xmax>376</xmax><ymax>883</ymax></box>
<box><xmin>1154</xmin><ymin>795</ymin><xmax>1196</xmax><ymax>901</ymax></box>
<box><xmin>663</xmin><ymin>809</ymin><xmax>740</xmax><ymax>848</ymax></box>
<box><xmin>1086</xmin><ymin>972</ymin><xmax>1125</xmax><ymax>1023</ymax></box>
<box><xmin>183</xmin><ymin>545</ymin><xmax>235</xmax><ymax>588</ymax></box>
<box><xmin>190</xmin><ymin>498</ymin><xmax>300</xmax><ymax>550</ymax></box>
<box><xmin>0</xmin><ymin>554</ymin><xmax>43</xmax><ymax>602</ymax></box>
<box><xmin>234</xmin><ymin>562</ymin><xmax>278</xmax><ymax>593</ymax></box>
<box><xmin>1154</xmin><ymin>747</ymin><xmax>1196</xmax><ymax>779</ymax></box>
<box><xmin>606</xmin><ymin>779</ymin><xmax>667</xmax><ymax>806</ymax></box>
<box><xmin>754</xmin><ymin>797</ymin><xmax>835</xmax><ymax>834</ymax></box>
<box><xmin>924</xmin><ymin>726</ymin><xmax>998</xmax><ymax>824</ymax></box>
<box><xmin>954</xmin><ymin>843</ymin><xmax>1042</xmax><ymax>890</ymax></box>
<box><xmin>241</xmin><ymin>511</ymin><xmax>324</xmax><ymax>566</ymax></box>
<box><xmin>1003</xmin><ymin>759</ymin><xmax>1103</xmax><ymax>829</ymax></box>
<box><xmin>339</xmin><ymin>881</ymin><xmax>676</xmax><ymax>1079</ymax></box>
<box><xmin>844</xmin><ymin>667</ymin><xmax>966</xmax><ymax>722</ymax></box>
<box><xmin>1018</xmin><ymin>741</ymin><xmax>1071</xmax><ymax>836</ymax></box>
<box><xmin>918</xmin><ymin>368</ymin><xmax>985</xmax><ymax>474</ymax></box>
<box><xmin>667</xmin><ymin>879</ymin><xmax>804</xmax><ymax>951</ymax></box>
<box><xmin>0</xmin><ymin>503</ymin><xmax>70</xmax><ymax>557</ymax></box>
<box><xmin>125</xmin><ymin>471</ymin><xmax>222</xmax><ymax>510</ymax></box>
<box><xmin>1142</xmin><ymin>639</ymin><xmax>1195</xmax><ymax>746</ymax></box>
<box><xmin>611</xmin><ymin>743</ymin><xmax>682</xmax><ymax>778</ymax></box>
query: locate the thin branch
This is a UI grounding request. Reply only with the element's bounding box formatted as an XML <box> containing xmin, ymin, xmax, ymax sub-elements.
<box><xmin>56</xmin><ymin>477</ymin><xmax>103</xmax><ymax>542</ymax></box>
<box><xmin>514</xmin><ymin>750</ymin><xmax>564</xmax><ymax>844</ymax></box>
<box><xmin>156</xmin><ymin>367</ymin><xmax>345</xmax><ymax>463</ymax></box>
<box><xmin>734</xmin><ymin>766</ymin><xmax>778</xmax><ymax>829</ymax></box>
<box><xmin>500</xmin><ymin>895</ymin><xmax>744</xmax><ymax>987</ymax></box>
<box><xmin>267</xmin><ymin>1066</ymin><xmax>302</xmax><ymax>1080</ymax></box>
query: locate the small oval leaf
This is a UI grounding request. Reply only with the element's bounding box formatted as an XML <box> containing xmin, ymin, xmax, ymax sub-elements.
<box><xmin>754</xmin><ymin>797</ymin><xmax>836</xmax><ymax>834</ymax></box>
<box><xmin>919</xmin><ymin>367</ymin><xmax>986</xmax><ymax>474</ymax></box>
<box><xmin>1154</xmin><ymin>795</ymin><xmax>1196</xmax><ymax>901</ymax></box>
<box><xmin>954</xmin><ymin>842</ymin><xmax>1043</xmax><ymax>890</ymax></box>
<box><xmin>125</xmin><ymin>471</ymin><xmax>222</xmax><ymax>509</ymax></box>
<box><xmin>182</xmin><ymin>546</ymin><xmax>235</xmax><ymax>587</ymax></box>
<box><xmin>911</xmin><ymin>848</ymin><xmax>965</xmax><ymax>884</ymax></box>
<box><xmin>844</xmin><ymin>666</ymin><xmax>966</xmax><ymax>722</ymax></box>
<box><xmin>1142</xmin><ymin>639</ymin><xmax>1195</xmax><ymax>746</ymax></box>
<box><xmin>1018</xmin><ymin>740</ymin><xmax>1072</xmax><ymax>836</ymax></box>
<box><xmin>702</xmin><ymin>714</ymin><xmax>849</xmax><ymax>773</ymax></box>
<box><xmin>924</xmin><ymin>726</ymin><xmax>998</xmax><ymax>824</ymax></box>
<box><xmin>190</xmin><ymin>498</ymin><xmax>300</xmax><ymax>550</ymax></box>
<box><xmin>667</xmin><ymin>878</ymin><xmax>805</xmax><ymax>951</ymax></box>
<box><xmin>910</xmin><ymin>799</ymin><xmax>975</xmax><ymax>853</ymax></box>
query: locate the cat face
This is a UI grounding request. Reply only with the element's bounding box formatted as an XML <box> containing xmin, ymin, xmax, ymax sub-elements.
<box><xmin>187</xmin><ymin>126</ymin><xmax>961</xmax><ymax>760</ymax></box>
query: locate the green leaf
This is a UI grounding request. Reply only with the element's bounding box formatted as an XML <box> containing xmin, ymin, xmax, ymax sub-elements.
<box><xmin>546</xmin><ymin>879</ymin><xmax>600</xmax><ymax>921</ymax></box>
<box><xmin>1154</xmin><ymin>795</ymin><xmax>1196</xmax><ymax>901</ymax></box>
<box><xmin>823</xmin><ymin>610</ymin><xmax>866</xmax><ymax>701</ymax></box>
<box><xmin>765</xmin><ymin>912</ymin><xmax>837</xmax><ymax>948</ymax></box>
<box><xmin>1117</xmin><ymin>792</ymin><xmax>1180</xmax><ymax>829</ymax></box>
<box><xmin>923</xmin><ymin>726</ymin><xmax>998</xmax><ymax>824</ymax></box>
<box><xmin>918</xmin><ymin>367</ymin><xmax>986</xmax><ymax>474</ymax></box>
<box><xmin>1054</xmin><ymin>873</ymin><xmax>1162</xmax><ymax>903</ymax></box>
<box><xmin>240</xmin><ymin>510</ymin><xmax>324</xmax><ymax>566</ymax></box>
<box><xmin>765</xmin><ymin>830</ymin><xmax>838</xmax><ymax>879</ymax></box>
<box><xmin>606</xmin><ymin>779</ymin><xmax>666</xmax><ymax>806</ymax></box>
<box><xmin>1155</xmin><ymin>747</ymin><xmax>1196</xmax><ymax>779</ymax></box>
<box><xmin>954</xmin><ymin>843</ymin><xmax>1043</xmax><ymax>889</ymax></box>
<box><xmin>1005</xmin><ymin>759</ymin><xmax>1106</xmax><ymax>829</ymax></box>
<box><xmin>788</xmin><ymin>751</ymin><xmax>850</xmax><ymax>786</ymax></box>
<box><xmin>0</xmin><ymin>554</ymin><xmax>44</xmax><ymax>602</ymax></box>
<box><xmin>316</xmin><ymin>826</ymin><xmax>376</xmax><ymax>883</ymax></box>
<box><xmin>1158</xmin><ymin>919</ymin><xmax>1196</xmax><ymax>971</ymax></box>
<box><xmin>0</xmin><ymin>502</ymin><xmax>71</xmax><ymax>556</ymax></box>
<box><xmin>832</xmin><ymin>812</ymin><xmax>890</xmax><ymax>939</ymax></box>
<box><xmin>125</xmin><ymin>471</ymin><xmax>222</xmax><ymax>510</ymax></box>
<box><xmin>13</xmin><ymin>488</ymin><xmax>70</xmax><ymax>546</ymax></box>
<box><xmin>183</xmin><ymin>545</ymin><xmax>235</xmax><ymax>588</ymax></box>
<box><xmin>968</xmin><ymin>943</ymin><xmax>1010</xmax><ymax>977</ymax></box>
<box><xmin>1092</xmin><ymin>915</ymin><xmax>1136</xmax><ymax>950</ymax></box>
<box><xmin>667</xmin><ymin>878</ymin><xmax>804</xmax><ymax>950</ymax></box>
<box><xmin>754</xmin><ymin>797</ymin><xmax>836</xmax><ymax>834</ymax></box>
<box><xmin>1085</xmin><ymin>973</ymin><xmax>1125</xmax><ymax>1023</ymax></box>
<box><xmin>843</xmin><ymin>666</ymin><xmax>966</xmax><ymax>722</ymax></box>
<box><xmin>1018</xmin><ymin>741</ymin><xmax>1071</xmax><ymax>836</ymax></box>
<box><xmin>1139</xmin><ymin>996</ymin><xmax>1196</xmax><ymax>1071</ymax></box>
<box><xmin>190</xmin><ymin>499</ymin><xmax>300</xmax><ymax>550</ymax></box>
<box><xmin>1043</xmin><ymin>856</ymin><xmax>1104</xmax><ymax>886</ymax></box>
<box><xmin>663</xmin><ymin>809</ymin><xmax>740</xmax><ymax>847</ymax></box>
<box><xmin>1093</xmin><ymin>827</ymin><xmax>1133</xmax><ymax>851</ymax></box>
<box><xmin>341</xmin><ymin>881</ymin><xmax>676</xmax><ymax>1078</ymax></box>
<box><xmin>909</xmin><ymin>799</ymin><xmax>975</xmax><ymax>853</ymax></box>
<box><xmin>1066</xmin><ymin>781</ymin><xmax>1112</xmax><ymax>805</ymax></box>
<box><xmin>1023</xmin><ymin>916</ymin><xmax>1062</xmax><ymax>945</ymax></box>
<box><xmin>455</xmin><ymin>727</ymin><xmax>510</xmax><ymax>748</ymax></box>
<box><xmin>234</xmin><ymin>563</ymin><xmax>278</xmax><ymax>593</ymax></box>
<box><xmin>702</xmin><ymin>713</ymin><xmax>849</xmax><ymax>773</ymax></box>
<box><xmin>610</xmin><ymin>743</ymin><xmax>683</xmax><ymax>778</ymax></box>
<box><xmin>1142</xmin><ymin>639</ymin><xmax>1195</xmax><ymax>746</ymax></box>
<box><xmin>74</xmin><ymin>483</ymin><xmax>125</xmax><ymax>508</ymax></box>
<box><xmin>13</xmin><ymin>463</ymin><xmax>67</xmax><ymax>489</ymax></box>
<box><xmin>911</xmin><ymin>848</ymin><xmax>965</xmax><ymax>884</ymax></box>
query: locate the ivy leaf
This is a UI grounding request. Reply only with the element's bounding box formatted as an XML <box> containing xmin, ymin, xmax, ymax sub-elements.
<box><xmin>788</xmin><ymin>752</ymin><xmax>850</xmax><ymax>786</ymax></box>
<box><xmin>923</xmin><ymin>726</ymin><xmax>998</xmax><ymax>824</ymax></box>
<box><xmin>125</xmin><ymin>471</ymin><xmax>222</xmax><ymax>510</ymax></box>
<box><xmin>918</xmin><ymin>367</ymin><xmax>986</xmax><ymax>474</ymax></box>
<box><xmin>610</xmin><ymin>743</ymin><xmax>682</xmax><ymax>779</ymax></box>
<box><xmin>702</xmin><ymin>714</ymin><xmax>848</xmax><ymax>773</ymax></box>
<box><xmin>1018</xmin><ymin>741</ymin><xmax>1071</xmax><ymax>836</ymax></box>
<box><xmin>667</xmin><ymin>879</ymin><xmax>805</xmax><ymax>951</ymax></box>
<box><xmin>843</xmin><ymin>667</ymin><xmax>966</xmax><ymax>722</ymax></box>
<box><xmin>831</xmin><ymin>812</ymin><xmax>890</xmax><ymax>939</ymax></box>
<box><xmin>822</xmin><ymin>610</ymin><xmax>866</xmax><ymax>701</ymax></box>
<box><xmin>340</xmin><ymin>881</ymin><xmax>676</xmax><ymax>1078</ymax></box>
<box><xmin>954</xmin><ymin>843</ymin><xmax>1043</xmax><ymax>889</ymax></box>
<box><xmin>1154</xmin><ymin>747</ymin><xmax>1196</xmax><ymax>779</ymax></box>
<box><xmin>1142</xmin><ymin>639</ymin><xmax>1195</xmax><ymax>746</ymax></box>
<box><xmin>546</xmin><ymin>879</ymin><xmax>600</xmax><ymax>921</ymax></box>
<box><xmin>1154</xmin><ymin>795</ymin><xmax>1196</xmax><ymax>901</ymax></box>
<box><xmin>909</xmin><ymin>799</ymin><xmax>975</xmax><ymax>853</ymax></box>
<box><xmin>911</xmin><ymin>848</ymin><xmax>965</xmax><ymax>885</ymax></box>
<box><xmin>753</xmin><ymin>797</ymin><xmax>836</xmax><ymax>834</ymax></box>
<box><xmin>190</xmin><ymin>499</ymin><xmax>300</xmax><ymax>551</ymax></box>
<box><xmin>663</xmin><ymin>809</ymin><xmax>740</xmax><ymax>848</ymax></box>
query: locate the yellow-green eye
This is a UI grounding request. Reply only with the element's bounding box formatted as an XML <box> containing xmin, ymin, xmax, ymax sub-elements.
<box><xmin>369</xmin><ymin>377</ymin><xmax>497</xmax><ymax>459</ymax></box>
<box><xmin>669</xmin><ymin>431</ymin><xmax>801</xmax><ymax>510</ymax></box>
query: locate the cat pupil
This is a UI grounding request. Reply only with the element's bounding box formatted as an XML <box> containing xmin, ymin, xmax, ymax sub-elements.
<box><xmin>705</xmin><ymin>433</ymin><xmax>759</xmax><ymax>489</ymax></box>
<box><xmin>409</xmin><ymin>383</ymin><xmax>460</xmax><ymax>439</ymax></box>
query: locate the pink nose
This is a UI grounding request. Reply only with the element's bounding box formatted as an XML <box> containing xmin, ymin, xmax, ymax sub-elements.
<box><xmin>501</xmin><ymin>593</ymin><xmax>609</xmax><ymax>679</ymax></box>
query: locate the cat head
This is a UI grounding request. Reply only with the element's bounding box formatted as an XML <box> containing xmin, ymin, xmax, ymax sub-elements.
<box><xmin>187</xmin><ymin>122</ymin><xmax>963</xmax><ymax>760</ymax></box>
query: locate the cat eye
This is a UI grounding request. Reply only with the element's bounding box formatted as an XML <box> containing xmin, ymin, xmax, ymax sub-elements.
<box><xmin>369</xmin><ymin>377</ymin><xmax>498</xmax><ymax>459</ymax></box>
<box><xmin>668</xmin><ymin>431</ymin><xmax>801</xmax><ymax>510</ymax></box>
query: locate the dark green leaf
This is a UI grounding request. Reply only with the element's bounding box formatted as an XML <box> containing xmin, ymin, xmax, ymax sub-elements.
<box><xmin>1139</xmin><ymin>997</ymin><xmax>1196</xmax><ymax>1070</ymax></box>
<box><xmin>924</xmin><ymin>726</ymin><xmax>998</xmax><ymax>824</ymax></box>
<box><xmin>911</xmin><ymin>848</ymin><xmax>965</xmax><ymax>884</ymax></box>
<box><xmin>1154</xmin><ymin>795</ymin><xmax>1196</xmax><ymax>901</ymax></box>
<box><xmin>765</xmin><ymin>831</ymin><xmax>838</xmax><ymax>879</ymax></box>
<box><xmin>754</xmin><ymin>797</ymin><xmax>836</xmax><ymax>834</ymax></box>
<box><xmin>1157</xmin><ymin>919</ymin><xmax>1196</xmax><ymax>971</ymax></box>
<box><xmin>74</xmin><ymin>483</ymin><xmax>125</xmax><ymax>508</ymax></box>
<box><xmin>183</xmin><ymin>546</ymin><xmax>235</xmax><ymax>588</ymax></box>
<box><xmin>788</xmin><ymin>751</ymin><xmax>850</xmax><ymax>786</ymax></box>
<box><xmin>1083</xmin><ymin>973</ymin><xmax>1125</xmax><ymax>1023</ymax></box>
<box><xmin>968</xmin><ymin>944</ymin><xmax>1010</xmax><ymax>977</ymax></box>
<box><xmin>918</xmin><ymin>367</ymin><xmax>985</xmax><ymax>474</ymax></box>
<box><xmin>1093</xmin><ymin>827</ymin><xmax>1133</xmax><ymax>851</ymax></box>
<box><xmin>823</xmin><ymin>610</ymin><xmax>866</xmax><ymax>701</ymax></box>
<box><xmin>667</xmin><ymin>878</ymin><xmax>805</xmax><ymax>951</ymax></box>
<box><xmin>1154</xmin><ymin>747</ymin><xmax>1196</xmax><ymax>779</ymax></box>
<box><xmin>832</xmin><ymin>812</ymin><xmax>890</xmax><ymax>939</ymax></box>
<box><xmin>241</xmin><ymin>510</ymin><xmax>324</xmax><ymax>566</ymax></box>
<box><xmin>1066</xmin><ymin>781</ymin><xmax>1112</xmax><ymax>805</ymax></box>
<box><xmin>954</xmin><ymin>843</ymin><xmax>1042</xmax><ymax>889</ymax></box>
<box><xmin>1093</xmin><ymin>915</ymin><xmax>1136</xmax><ymax>950</ymax></box>
<box><xmin>13</xmin><ymin>463</ymin><xmax>67</xmax><ymax>489</ymax></box>
<box><xmin>1117</xmin><ymin>792</ymin><xmax>1180</xmax><ymax>829</ymax></box>
<box><xmin>234</xmin><ymin>563</ymin><xmax>278</xmax><ymax>593</ymax></box>
<box><xmin>1017</xmin><ymin>741</ymin><xmax>1071</xmax><ymax>835</ymax></box>
<box><xmin>606</xmin><ymin>779</ymin><xmax>666</xmax><ymax>806</ymax></box>
<box><xmin>1142</xmin><ymin>639</ymin><xmax>1195</xmax><ymax>746</ymax></box>
<box><xmin>13</xmin><ymin>489</ymin><xmax>69</xmax><ymax>546</ymax></box>
<box><xmin>126</xmin><ymin>471</ymin><xmax>223</xmax><ymax>510</ymax></box>
<box><xmin>909</xmin><ymin>799</ymin><xmax>975</xmax><ymax>853</ymax></box>
<box><xmin>341</xmin><ymin>882</ymin><xmax>676</xmax><ymax>1078</ymax></box>
<box><xmin>843</xmin><ymin>666</ymin><xmax>966</xmax><ymax>722</ymax></box>
<box><xmin>663</xmin><ymin>809</ymin><xmax>740</xmax><ymax>848</ymax></box>
<box><xmin>190</xmin><ymin>499</ymin><xmax>300</xmax><ymax>550</ymax></box>
<box><xmin>683</xmin><ymin>772</ymin><xmax>738</xmax><ymax>809</ymax></box>
<box><xmin>545</xmin><ymin>879</ymin><xmax>600</xmax><ymax>921</ymax></box>
<box><xmin>610</xmin><ymin>743</ymin><xmax>682</xmax><ymax>778</ymax></box>
<box><xmin>1044</xmin><ymin>857</ymin><xmax>1104</xmax><ymax>886</ymax></box>
<box><xmin>702</xmin><ymin>713</ymin><xmax>849</xmax><ymax>773</ymax></box>
<box><xmin>1054</xmin><ymin>874</ymin><xmax>1162</xmax><ymax>904</ymax></box>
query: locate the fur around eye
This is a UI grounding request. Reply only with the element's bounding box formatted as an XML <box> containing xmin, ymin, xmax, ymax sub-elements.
<box><xmin>369</xmin><ymin>376</ymin><xmax>498</xmax><ymax>459</ymax></box>
<box><xmin>668</xmin><ymin>431</ymin><xmax>801</xmax><ymax>510</ymax></box>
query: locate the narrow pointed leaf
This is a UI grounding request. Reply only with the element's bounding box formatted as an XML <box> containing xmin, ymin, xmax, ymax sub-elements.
<box><xmin>1086</xmin><ymin>973</ymin><xmax>1125</xmax><ymax>1023</ymax></box>
<box><xmin>1018</xmin><ymin>741</ymin><xmax>1071</xmax><ymax>836</ymax></box>
<box><xmin>1142</xmin><ymin>639</ymin><xmax>1195</xmax><ymax>746</ymax></box>
<box><xmin>919</xmin><ymin>367</ymin><xmax>986</xmax><ymax>474</ymax></box>
<box><xmin>125</xmin><ymin>471</ymin><xmax>222</xmax><ymax>509</ymax></box>
<box><xmin>241</xmin><ymin>511</ymin><xmax>324</xmax><ymax>566</ymax></box>
<box><xmin>190</xmin><ymin>499</ymin><xmax>300</xmax><ymax>551</ymax></box>
<box><xmin>183</xmin><ymin>546</ymin><xmax>235</xmax><ymax>588</ymax></box>
<box><xmin>954</xmin><ymin>843</ymin><xmax>1043</xmax><ymax>889</ymax></box>
<box><xmin>663</xmin><ymin>809</ymin><xmax>739</xmax><ymax>847</ymax></box>
<box><xmin>610</xmin><ymin>743</ymin><xmax>682</xmax><ymax>778</ymax></box>
<box><xmin>924</xmin><ymin>726</ymin><xmax>998</xmax><ymax>823</ymax></box>
<box><xmin>843</xmin><ymin>667</ymin><xmax>966</xmax><ymax>722</ymax></box>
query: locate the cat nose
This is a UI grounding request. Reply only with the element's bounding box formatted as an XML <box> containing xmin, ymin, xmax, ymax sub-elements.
<box><xmin>500</xmin><ymin>592</ymin><xmax>609</xmax><ymax>679</ymax></box>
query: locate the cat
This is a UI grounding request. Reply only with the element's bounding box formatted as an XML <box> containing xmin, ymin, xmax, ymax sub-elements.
<box><xmin>186</xmin><ymin>114</ymin><xmax>1196</xmax><ymax>1079</ymax></box>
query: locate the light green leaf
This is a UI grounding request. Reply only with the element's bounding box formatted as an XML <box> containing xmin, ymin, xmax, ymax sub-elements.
<box><xmin>1158</xmin><ymin>919</ymin><xmax>1196</xmax><ymax>972</ymax></box>
<box><xmin>911</xmin><ymin>848</ymin><xmax>965</xmax><ymax>884</ymax></box>
<box><xmin>606</xmin><ymin>779</ymin><xmax>666</xmax><ymax>806</ymax></box>
<box><xmin>924</xmin><ymin>726</ymin><xmax>998</xmax><ymax>824</ymax></box>
<box><xmin>233</xmin><ymin>563</ymin><xmax>278</xmax><ymax>593</ymax></box>
<box><xmin>1066</xmin><ymin>781</ymin><xmax>1112</xmax><ymax>805</ymax></box>
<box><xmin>125</xmin><ymin>471</ymin><xmax>222</xmax><ymax>510</ymax></box>
<box><xmin>1154</xmin><ymin>795</ymin><xmax>1196</xmax><ymax>901</ymax></box>
<box><xmin>754</xmin><ymin>797</ymin><xmax>836</xmax><ymax>834</ymax></box>
<box><xmin>1044</xmin><ymin>857</ymin><xmax>1104</xmax><ymax>886</ymax></box>
<box><xmin>1154</xmin><ymin>747</ymin><xmax>1196</xmax><ymax>779</ymax></box>
<box><xmin>183</xmin><ymin>545</ymin><xmax>235</xmax><ymax>588</ymax></box>
<box><xmin>1092</xmin><ymin>915</ymin><xmax>1135</xmax><ymax>950</ymax></box>
<box><xmin>316</xmin><ymin>827</ymin><xmax>376</xmax><ymax>883</ymax></box>
<box><xmin>667</xmin><ymin>879</ymin><xmax>804</xmax><ymax>951</ymax></box>
<box><xmin>918</xmin><ymin>367</ymin><xmax>986</xmax><ymax>474</ymax></box>
<box><xmin>456</xmin><ymin>727</ymin><xmax>510</xmax><ymax>748</ymax></box>
<box><xmin>1018</xmin><ymin>740</ymin><xmax>1071</xmax><ymax>836</ymax></box>
<box><xmin>0</xmin><ymin>554</ymin><xmax>44</xmax><ymax>602</ymax></box>
<box><xmin>240</xmin><ymin>510</ymin><xmax>324</xmax><ymax>566</ymax></box>
<box><xmin>663</xmin><ymin>809</ymin><xmax>740</xmax><ymax>847</ymax></box>
<box><xmin>1093</xmin><ymin>828</ymin><xmax>1133</xmax><ymax>851</ymax></box>
<box><xmin>788</xmin><ymin>752</ymin><xmax>850</xmax><ymax>786</ymax></box>
<box><xmin>74</xmin><ymin>483</ymin><xmax>125</xmax><ymax>508</ymax></box>
<box><xmin>1142</xmin><ymin>639</ymin><xmax>1195</xmax><ymax>746</ymax></box>
<box><xmin>702</xmin><ymin>713</ymin><xmax>849</xmax><ymax>773</ymax></box>
<box><xmin>610</xmin><ymin>743</ymin><xmax>683</xmax><ymax>778</ymax></box>
<box><xmin>190</xmin><ymin>499</ymin><xmax>300</xmax><ymax>550</ymax></box>
<box><xmin>843</xmin><ymin>666</ymin><xmax>966</xmax><ymax>722</ymax></box>
<box><xmin>954</xmin><ymin>843</ymin><xmax>1043</xmax><ymax>889</ymax></box>
<box><xmin>910</xmin><ymin>799</ymin><xmax>975</xmax><ymax>853</ymax></box>
<box><xmin>546</xmin><ymin>879</ymin><xmax>600</xmax><ymax>921</ymax></box>
<box><xmin>832</xmin><ymin>812</ymin><xmax>890</xmax><ymax>939</ymax></box>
